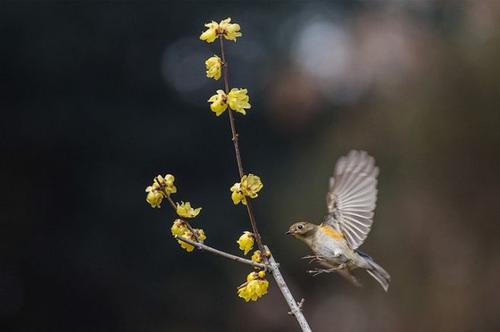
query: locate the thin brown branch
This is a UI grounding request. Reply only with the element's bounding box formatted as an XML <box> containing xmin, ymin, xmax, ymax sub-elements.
<box><xmin>219</xmin><ymin>35</ymin><xmax>245</xmax><ymax>177</ymax></box>
<box><xmin>218</xmin><ymin>34</ymin><xmax>266</xmax><ymax>258</ymax></box>
<box><xmin>219</xmin><ymin>35</ymin><xmax>231</xmax><ymax>98</ymax></box>
<box><xmin>165</xmin><ymin>193</ymin><xmax>177</xmax><ymax>211</ymax></box>
<box><xmin>227</xmin><ymin>105</ymin><xmax>244</xmax><ymax>176</ymax></box>
<box><xmin>217</xmin><ymin>34</ymin><xmax>312</xmax><ymax>331</ymax></box>
<box><xmin>176</xmin><ymin>235</ymin><xmax>266</xmax><ymax>269</ymax></box>
<box><xmin>244</xmin><ymin>199</ymin><xmax>266</xmax><ymax>256</ymax></box>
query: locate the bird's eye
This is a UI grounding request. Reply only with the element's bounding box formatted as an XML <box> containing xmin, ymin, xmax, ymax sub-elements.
<box><xmin>298</xmin><ymin>225</ymin><xmax>303</xmax><ymax>230</ymax></box>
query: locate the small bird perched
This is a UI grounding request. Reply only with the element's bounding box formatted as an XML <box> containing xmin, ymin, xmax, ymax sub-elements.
<box><xmin>286</xmin><ymin>150</ymin><xmax>391</xmax><ymax>291</ymax></box>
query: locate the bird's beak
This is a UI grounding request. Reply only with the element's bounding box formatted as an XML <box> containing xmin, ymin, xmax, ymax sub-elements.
<box><xmin>285</xmin><ymin>230</ymin><xmax>292</xmax><ymax>235</ymax></box>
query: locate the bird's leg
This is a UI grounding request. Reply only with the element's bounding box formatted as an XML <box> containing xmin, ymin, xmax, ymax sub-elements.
<box><xmin>306</xmin><ymin>268</ymin><xmax>329</xmax><ymax>276</ymax></box>
<box><xmin>306</xmin><ymin>263</ymin><xmax>347</xmax><ymax>276</ymax></box>
<box><xmin>301</xmin><ymin>255</ymin><xmax>327</xmax><ymax>264</ymax></box>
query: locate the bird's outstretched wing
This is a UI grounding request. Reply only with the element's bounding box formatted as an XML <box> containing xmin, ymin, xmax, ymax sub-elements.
<box><xmin>325</xmin><ymin>150</ymin><xmax>379</xmax><ymax>249</ymax></box>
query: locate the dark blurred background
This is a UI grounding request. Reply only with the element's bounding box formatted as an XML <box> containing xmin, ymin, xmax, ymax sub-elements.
<box><xmin>2</xmin><ymin>1</ymin><xmax>500</xmax><ymax>331</ymax></box>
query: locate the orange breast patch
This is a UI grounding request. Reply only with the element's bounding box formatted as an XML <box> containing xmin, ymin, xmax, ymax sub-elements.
<box><xmin>319</xmin><ymin>224</ymin><xmax>345</xmax><ymax>240</ymax></box>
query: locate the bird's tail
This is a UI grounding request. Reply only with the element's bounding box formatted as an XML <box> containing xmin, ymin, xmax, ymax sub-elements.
<box><xmin>357</xmin><ymin>251</ymin><xmax>391</xmax><ymax>292</ymax></box>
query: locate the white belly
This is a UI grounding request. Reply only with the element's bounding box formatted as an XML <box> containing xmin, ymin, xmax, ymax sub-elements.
<box><xmin>311</xmin><ymin>231</ymin><xmax>355</xmax><ymax>264</ymax></box>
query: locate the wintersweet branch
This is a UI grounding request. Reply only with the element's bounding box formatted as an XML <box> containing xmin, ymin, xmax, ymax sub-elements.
<box><xmin>143</xmin><ymin>17</ymin><xmax>313</xmax><ymax>332</ymax></box>
<box><xmin>176</xmin><ymin>235</ymin><xmax>266</xmax><ymax>269</ymax></box>
<box><xmin>218</xmin><ymin>34</ymin><xmax>267</xmax><ymax>259</ymax></box>
<box><xmin>216</xmin><ymin>26</ymin><xmax>312</xmax><ymax>331</ymax></box>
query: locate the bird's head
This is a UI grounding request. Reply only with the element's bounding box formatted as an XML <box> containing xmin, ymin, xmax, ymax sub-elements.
<box><xmin>286</xmin><ymin>222</ymin><xmax>317</xmax><ymax>244</ymax></box>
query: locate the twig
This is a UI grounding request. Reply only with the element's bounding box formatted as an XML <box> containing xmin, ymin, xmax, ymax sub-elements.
<box><xmin>244</xmin><ymin>200</ymin><xmax>266</xmax><ymax>257</ymax></box>
<box><xmin>289</xmin><ymin>299</ymin><xmax>305</xmax><ymax>316</ymax></box>
<box><xmin>219</xmin><ymin>35</ymin><xmax>244</xmax><ymax>177</ymax></box>
<box><xmin>266</xmin><ymin>246</ymin><xmax>312</xmax><ymax>332</ymax></box>
<box><xmin>218</xmin><ymin>34</ymin><xmax>267</xmax><ymax>258</ymax></box>
<box><xmin>175</xmin><ymin>235</ymin><xmax>266</xmax><ymax>269</ymax></box>
<box><xmin>218</xmin><ymin>35</ymin><xmax>312</xmax><ymax>331</ymax></box>
<box><xmin>165</xmin><ymin>193</ymin><xmax>178</xmax><ymax>211</ymax></box>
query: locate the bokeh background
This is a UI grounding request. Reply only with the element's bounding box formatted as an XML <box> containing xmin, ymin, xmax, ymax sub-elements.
<box><xmin>2</xmin><ymin>1</ymin><xmax>500</xmax><ymax>331</ymax></box>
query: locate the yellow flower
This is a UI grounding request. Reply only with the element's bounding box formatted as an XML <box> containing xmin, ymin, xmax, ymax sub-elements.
<box><xmin>176</xmin><ymin>228</ymin><xmax>206</xmax><ymax>252</ymax></box>
<box><xmin>176</xmin><ymin>201</ymin><xmax>202</xmax><ymax>218</ymax></box>
<box><xmin>237</xmin><ymin>284</ymin><xmax>251</xmax><ymax>301</ymax></box>
<box><xmin>230</xmin><ymin>174</ymin><xmax>263</xmax><ymax>205</ymax></box>
<box><xmin>200</xmin><ymin>18</ymin><xmax>242</xmax><ymax>43</ymax></box>
<box><xmin>177</xmin><ymin>230</ymin><xmax>195</xmax><ymax>252</ymax></box>
<box><xmin>219</xmin><ymin>18</ymin><xmax>242</xmax><ymax>41</ymax></box>
<box><xmin>251</xmin><ymin>250</ymin><xmax>262</xmax><ymax>263</ymax></box>
<box><xmin>238</xmin><ymin>272</ymin><xmax>269</xmax><ymax>302</ymax></box>
<box><xmin>145</xmin><ymin>174</ymin><xmax>176</xmax><ymax>207</ymax></box>
<box><xmin>230</xmin><ymin>182</ymin><xmax>246</xmax><ymax>205</ymax></box>
<box><xmin>195</xmin><ymin>228</ymin><xmax>207</xmax><ymax>242</ymax></box>
<box><xmin>227</xmin><ymin>88</ymin><xmax>251</xmax><ymax>115</ymax></box>
<box><xmin>208</xmin><ymin>90</ymin><xmax>228</xmax><ymax>116</ymax></box>
<box><xmin>156</xmin><ymin>174</ymin><xmax>177</xmax><ymax>195</ymax></box>
<box><xmin>145</xmin><ymin>182</ymin><xmax>164</xmax><ymax>208</ymax></box>
<box><xmin>237</xmin><ymin>231</ymin><xmax>254</xmax><ymax>255</ymax></box>
<box><xmin>240</xmin><ymin>174</ymin><xmax>263</xmax><ymax>198</ymax></box>
<box><xmin>200</xmin><ymin>21</ymin><xmax>219</xmax><ymax>43</ymax></box>
<box><xmin>205</xmin><ymin>55</ymin><xmax>222</xmax><ymax>80</ymax></box>
<box><xmin>246</xmin><ymin>271</ymin><xmax>258</xmax><ymax>282</ymax></box>
<box><xmin>171</xmin><ymin>219</ymin><xmax>188</xmax><ymax>236</ymax></box>
<box><xmin>208</xmin><ymin>88</ymin><xmax>251</xmax><ymax>116</ymax></box>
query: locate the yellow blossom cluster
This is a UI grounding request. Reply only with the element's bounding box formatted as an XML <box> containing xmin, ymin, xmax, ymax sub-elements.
<box><xmin>251</xmin><ymin>250</ymin><xmax>263</xmax><ymax>263</ymax></box>
<box><xmin>237</xmin><ymin>231</ymin><xmax>254</xmax><ymax>255</ymax></box>
<box><xmin>251</xmin><ymin>249</ymin><xmax>271</xmax><ymax>264</ymax></box>
<box><xmin>205</xmin><ymin>55</ymin><xmax>222</xmax><ymax>80</ymax></box>
<box><xmin>237</xmin><ymin>271</ymin><xmax>269</xmax><ymax>302</ymax></box>
<box><xmin>171</xmin><ymin>219</ymin><xmax>206</xmax><ymax>252</ymax></box>
<box><xmin>200</xmin><ymin>18</ymin><xmax>251</xmax><ymax>117</ymax></box>
<box><xmin>230</xmin><ymin>174</ymin><xmax>263</xmax><ymax>205</ymax></box>
<box><xmin>144</xmin><ymin>172</ymin><xmax>205</xmax><ymax>252</ymax></box>
<box><xmin>200</xmin><ymin>18</ymin><xmax>242</xmax><ymax>43</ymax></box>
<box><xmin>208</xmin><ymin>88</ymin><xmax>250</xmax><ymax>116</ymax></box>
<box><xmin>235</xmin><ymin>232</ymin><xmax>271</xmax><ymax>302</ymax></box>
<box><xmin>172</xmin><ymin>202</ymin><xmax>203</xmax><ymax>252</ymax></box>
<box><xmin>145</xmin><ymin>174</ymin><xmax>177</xmax><ymax>208</ymax></box>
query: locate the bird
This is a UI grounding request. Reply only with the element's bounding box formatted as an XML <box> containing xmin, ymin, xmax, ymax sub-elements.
<box><xmin>286</xmin><ymin>150</ymin><xmax>391</xmax><ymax>291</ymax></box>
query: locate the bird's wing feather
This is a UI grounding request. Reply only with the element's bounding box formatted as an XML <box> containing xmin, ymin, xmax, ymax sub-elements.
<box><xmin>325</xmin><ymin>150</ymin><xmax>379</xmax><ymax>249</ymax></box>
